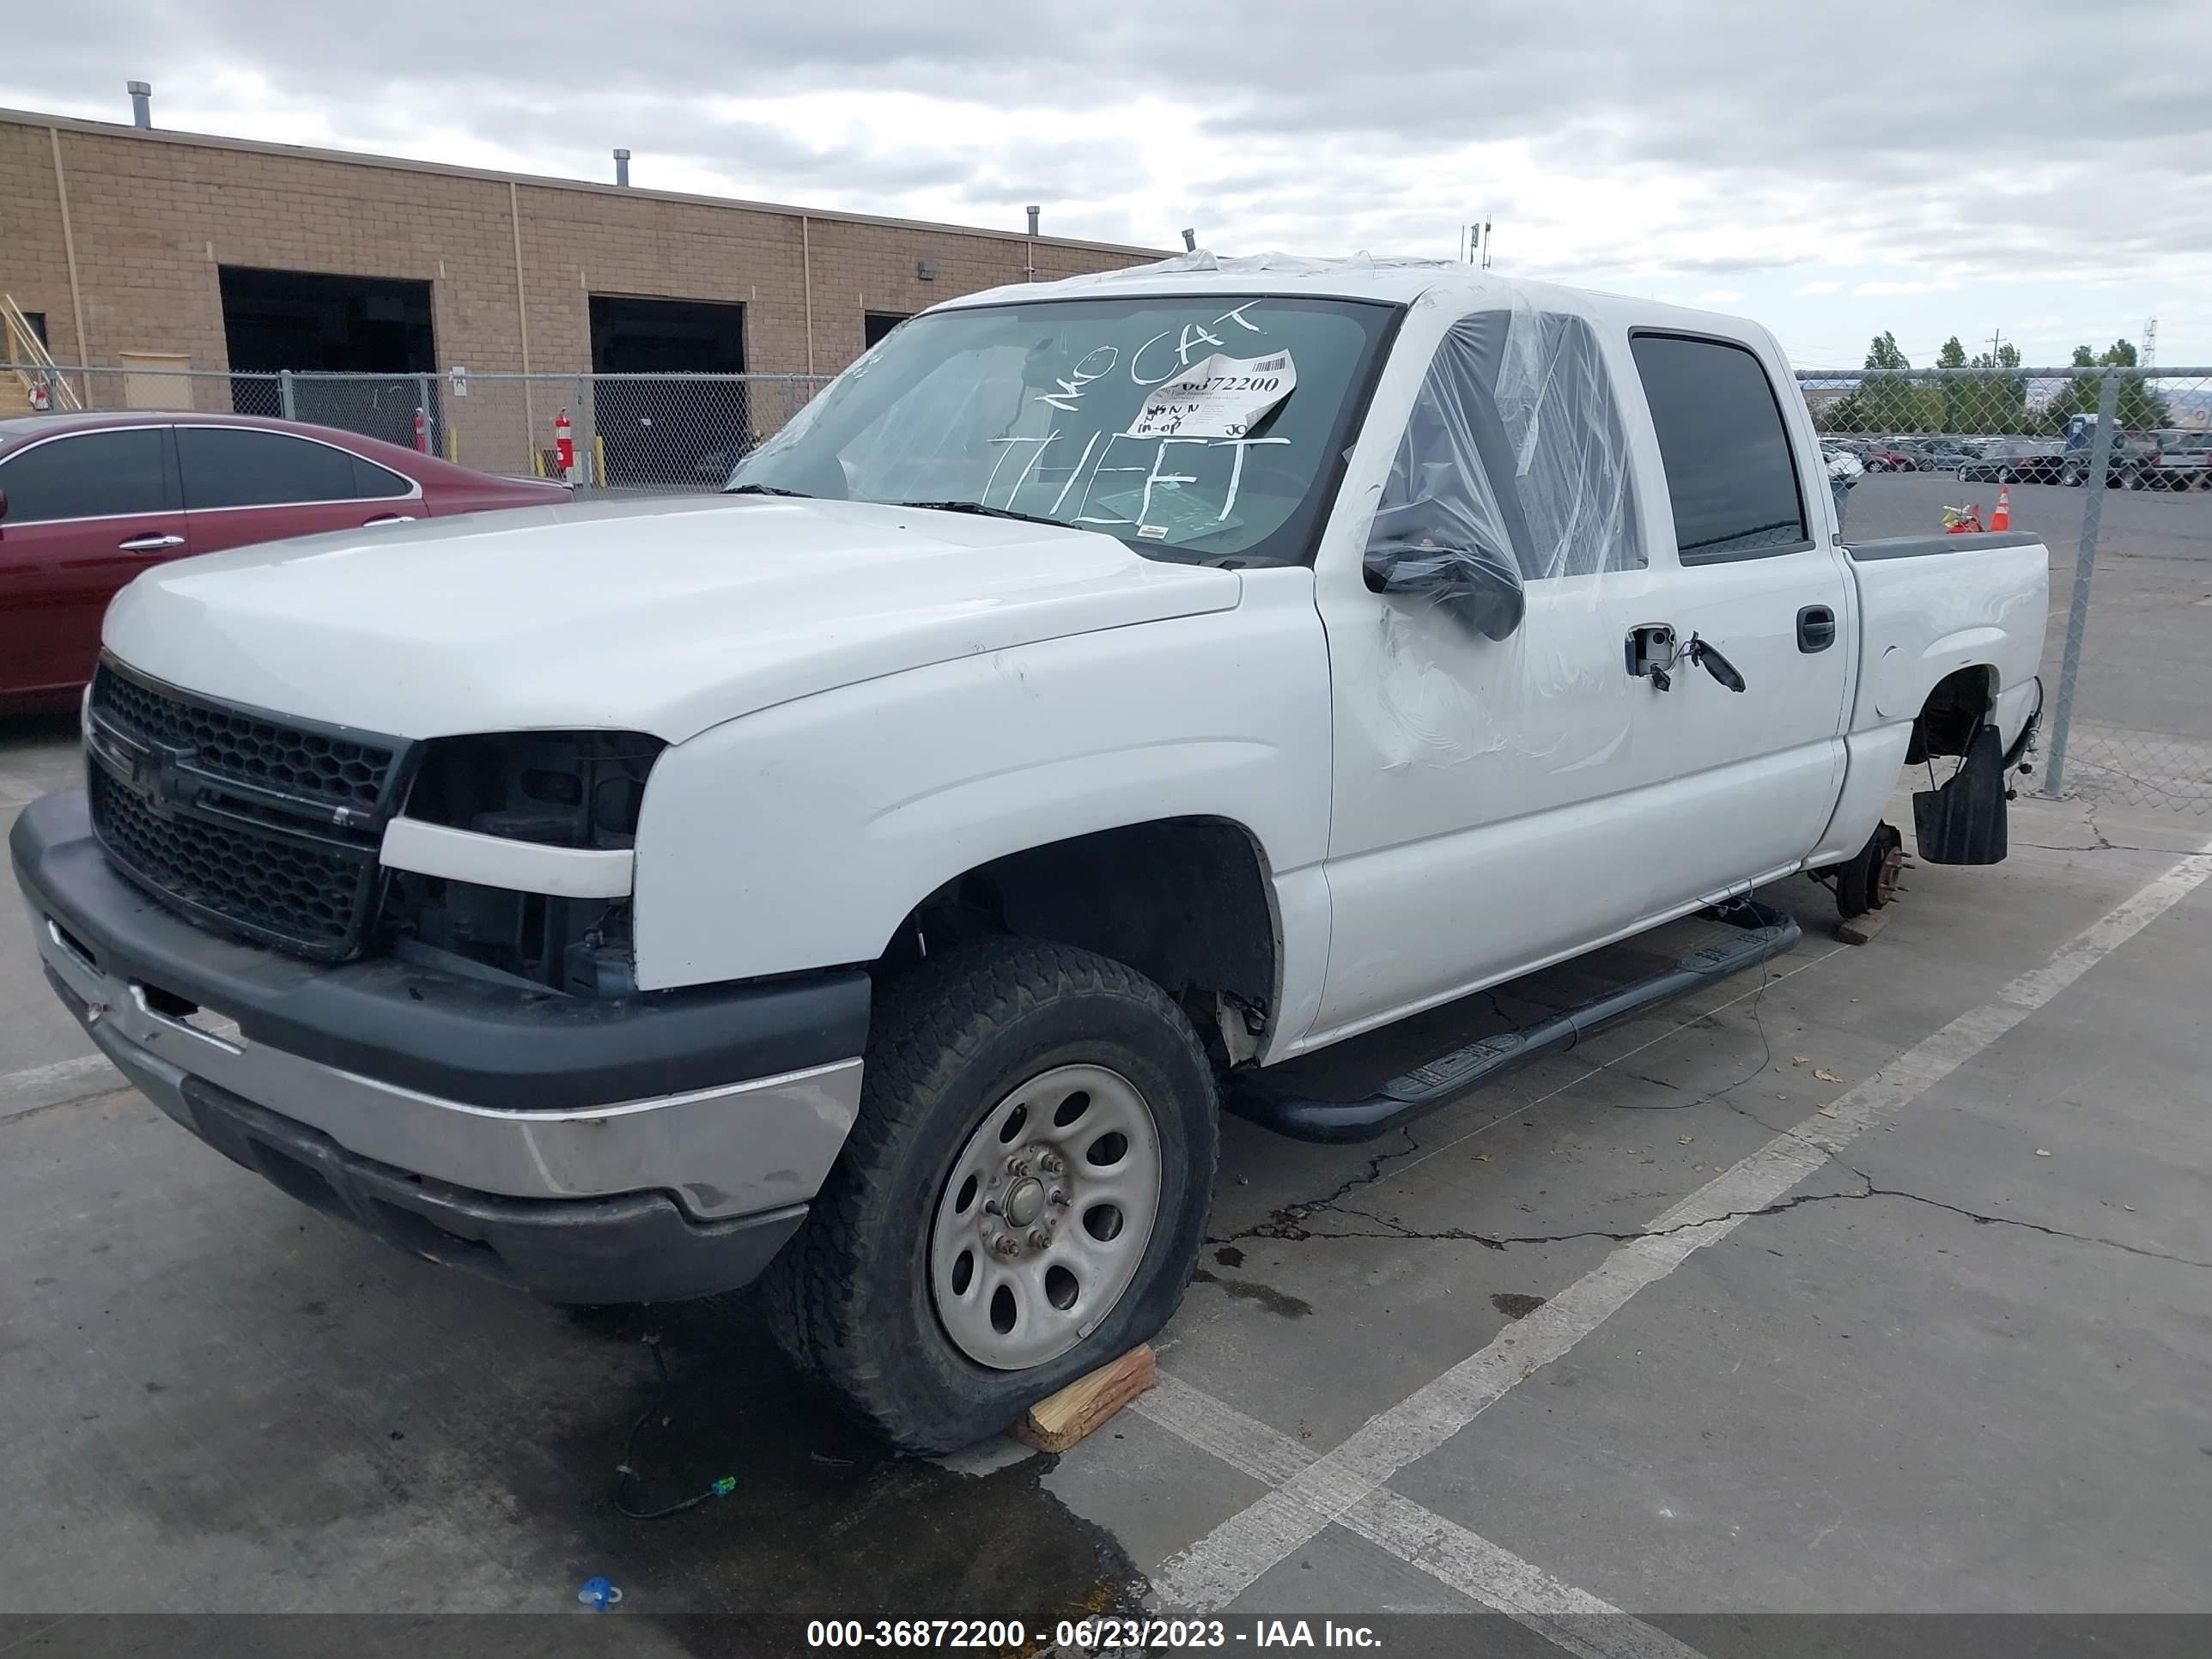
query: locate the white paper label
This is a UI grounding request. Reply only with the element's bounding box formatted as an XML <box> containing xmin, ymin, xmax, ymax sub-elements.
<box><xmin>1125</xmin><ymin>350</ymin><xmax>1297</xmax><ymax>440</ymax></box>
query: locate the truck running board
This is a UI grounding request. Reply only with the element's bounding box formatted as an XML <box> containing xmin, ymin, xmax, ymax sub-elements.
<box><xmin>1224</xmin><ymin>899</ymin><xmax>1802</xmax><ymax>1144</ymax></box>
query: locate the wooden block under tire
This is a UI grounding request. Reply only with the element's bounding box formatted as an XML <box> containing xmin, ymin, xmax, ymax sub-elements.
<box><xmin>1838</xmin><ymin>908</ymin><xmax>1893</xmax><ymax>946</ymax></box>
<box><xmin>1012</xmin><ymin>1345</ymin><xmax>1158</xmax><ymax>1453</ymax></box>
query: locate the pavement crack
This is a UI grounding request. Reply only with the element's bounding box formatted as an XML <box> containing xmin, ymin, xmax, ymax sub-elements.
<box><xmin>1206</xmin><ymin>1124</ymin><xmax>1429</xmax><ymax>1246</ymax></box>
<box><xmin>1857</xmin><ymin>1183</ymin><xmax>2212</xmax><ymax>1268</ymax></box>
<box><xmin>1224</xmin><ymin>1172</ymin><xmax>2210</xmax><ymax>1268</ymax></box>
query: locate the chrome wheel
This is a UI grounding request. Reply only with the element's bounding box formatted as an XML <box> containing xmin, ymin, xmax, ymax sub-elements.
<box><xmin>928</xmin><ymin>1063</ymin><xmax>1162</xmax><ymax>1370</ymax></box>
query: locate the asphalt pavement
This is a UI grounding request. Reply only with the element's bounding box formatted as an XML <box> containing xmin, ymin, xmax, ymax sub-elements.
<box><xmin>1</xmin><ymin>495</ymin><xmax>2207</xmax><ymax>1656</ymax></box>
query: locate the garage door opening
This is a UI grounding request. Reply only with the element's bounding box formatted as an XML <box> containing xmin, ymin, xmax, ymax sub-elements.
<box><xmin>221</xmin><ymin>268</ymin><xmax>435</xmax><ymax>375</ymax></box>
<box><xmin>588</xmin><ymin>295</ymin><xmax>748</xmax><ymax>487</ymax></box>
<box><xmin>588</xmin><ymin>295</ymin><xmax>746</xmax><ymax>374</ymax></box>
<box><xmin>218</xmin><ymin>267</ymin><xmax>435</xmax><ymax>442</ymax></box>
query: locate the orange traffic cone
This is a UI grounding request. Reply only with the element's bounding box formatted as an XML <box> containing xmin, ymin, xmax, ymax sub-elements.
<box><xmin>1990</xmin><ymin>485</ymin><xmax>2011</xmax><ymax>532</ymax></box>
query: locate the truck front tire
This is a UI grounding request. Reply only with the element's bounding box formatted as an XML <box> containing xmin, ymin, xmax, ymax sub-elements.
<box><xmin>763</xmin><ymin>939</ymin><xmax>1219</xmax><ymax>1453</ymax></box>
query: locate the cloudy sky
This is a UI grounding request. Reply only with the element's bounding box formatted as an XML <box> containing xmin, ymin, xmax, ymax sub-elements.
<box><xmin>9</xmin><ymin>0</ymin><xmax>2207</xmax><ymax>367</ymax></box>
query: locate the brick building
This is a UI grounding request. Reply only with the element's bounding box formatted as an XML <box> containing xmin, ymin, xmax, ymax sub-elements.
<box><xmin>0</xmin><ymin>103</ymin><xmax>1159</xmax><ymax>397</ymax></box>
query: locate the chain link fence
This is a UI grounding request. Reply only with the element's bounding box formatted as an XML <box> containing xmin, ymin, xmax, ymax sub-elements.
<box><xmin>7</xmin><ymin>363</ymin><xmax>831</xmax><ymax>498</ymax></box>
<box><xmin>5</xmin><ymin>356</ymin><xmax>2204</xmax><ymax>816</ymax></box>
<box><xmin>1801</xmin><ymin>363</ymin><xmax>2211</xmax><ymax>817</ymax></box>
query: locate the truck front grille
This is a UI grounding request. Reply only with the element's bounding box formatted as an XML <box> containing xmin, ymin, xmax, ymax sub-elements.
<box><xmin>84</xmin><ymin>661</ymin><xmax>411</xmax><ymax>962</ymax></box>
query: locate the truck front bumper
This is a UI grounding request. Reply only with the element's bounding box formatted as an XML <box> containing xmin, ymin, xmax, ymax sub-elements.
<box><xmin>12</xmin><ymin>790</ymin><xmax>869</xmax><ymax>1304</ymax></box>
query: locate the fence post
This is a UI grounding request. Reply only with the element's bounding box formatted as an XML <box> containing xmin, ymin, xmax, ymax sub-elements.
<box><xmin>277</xmin><ymin>369</ymin><xmax>297</xmax><ymax>422</ymax></box>
<box><xmin>2038</xmin><ymin>368</ymin><xmax>2120</xmax><ymax>799</ymax></box>
<box><xmin>577</xmin><ymin>374</ymin><xmax>592</xmax><ymax>487</ymax></box>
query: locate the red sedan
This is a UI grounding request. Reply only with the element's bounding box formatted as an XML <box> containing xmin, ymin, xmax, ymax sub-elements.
<box><xmin>0</xmin><ymin>411</ymin><xmax>570</xmax><ymax>710</ymax></box>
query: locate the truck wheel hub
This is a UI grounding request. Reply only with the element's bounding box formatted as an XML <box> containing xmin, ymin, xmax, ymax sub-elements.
<box><xmin>929</xmin><ymin>1062</ymin><xmax>1163</xmax><ymax>1370</ymax></box>
<box><xmin>1003</xmin><ymin>1177</ymin><xmax>1048</xmax><ymax>1229</ymax></box>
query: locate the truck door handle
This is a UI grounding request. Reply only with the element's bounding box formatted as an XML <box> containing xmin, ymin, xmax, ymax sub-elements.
<box><xmin>117</xmin><ymin>533</ymin><xmax>186</xmax><ymax>552</ymax></box>
<box><xmin>1797</xmin><ymin>605</ymin><xmax>1836</xmax><ymax>653</ymax></box>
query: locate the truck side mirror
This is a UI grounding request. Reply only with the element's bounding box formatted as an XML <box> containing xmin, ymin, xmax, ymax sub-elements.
<box><xmin>1362</xmin><ymin>537</ymin><xmax>1526</xmax><ymax>641</ymax></box>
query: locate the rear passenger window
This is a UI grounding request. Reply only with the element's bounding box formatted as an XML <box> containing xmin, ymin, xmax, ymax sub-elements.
<box><xmin>179</xmin><ymin>428</ymin><xmax>367</xmax><ymax>508</ymax></box>
<box><xmin>1631</xmin><ymin>334</ymin><xmax>1808</xmax><ymax>562</ymax></box>
<box><xmin>350</xmin><ymin>455</ymin><xmax>412</xmax><ymax>499</ymax></box>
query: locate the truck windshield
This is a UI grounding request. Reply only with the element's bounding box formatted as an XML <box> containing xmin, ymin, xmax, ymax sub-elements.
<box><xmin>727</xmin><ymin>294</ymin><xmax>1399</xmax><ymax>565</ymax></box>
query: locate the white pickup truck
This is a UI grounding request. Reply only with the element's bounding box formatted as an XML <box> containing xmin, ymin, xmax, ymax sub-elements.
<box><xmin>11</xmin><ymin>254</ymin><xmax>2046</xmax><ymax>1451</ymax></box>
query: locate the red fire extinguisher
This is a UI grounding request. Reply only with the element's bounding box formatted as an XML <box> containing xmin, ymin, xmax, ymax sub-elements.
<box><xmin>555</xmin><ymin>409</ymin><xmax>574</xmax><ymax>480</ymax></box>
<box><xmin>413</xmin><ymin>406</ymin><xmax>428</xmax><ymax>453</ymax></box>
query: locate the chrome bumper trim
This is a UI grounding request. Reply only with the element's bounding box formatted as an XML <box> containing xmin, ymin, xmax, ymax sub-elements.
<box><xmin>37</xmin><ymin>915</ymin><xmax>860</xmax><ymax>1220</ymax></box>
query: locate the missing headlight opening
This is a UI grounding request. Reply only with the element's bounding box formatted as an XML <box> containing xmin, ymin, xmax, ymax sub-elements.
<box><xmin>378</xmin><ymin>731</ymin><xmax>665</xmax><ymax>996</ymax></box>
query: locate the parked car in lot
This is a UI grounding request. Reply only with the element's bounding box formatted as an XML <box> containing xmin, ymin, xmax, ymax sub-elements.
<box><xmin>0</xmin><ymin>412</ymin><xmax>571</xmax><ymax>709</ymax></box>
<box><xmin>1959</xmin><ymin>440</ymin><xmax>2066</xmax><ymax>484</ymax></box>
<box><xmin>2143</xmin><ymin>429</ymin><xmax>2212</xmax><ymax>490</ymax></box>
<box><xmin>2058</xmin><ymin>418</ymin><xmax>2159</xmax><ymax>488</ymax></box>
<box><xmin>1859</xmin><ymin>444</ymin><xmax>1920</xmax><ymax>471</ymax></box>
<box><xmin>10</xmin><ymin>263</ymin><xmax>2047</xmax><ymax>1452</ymax></box>
<box><xmin>1900</xmin><ymin>436</ymin><xmax>1983</xmax><ymax>469</ymax></box>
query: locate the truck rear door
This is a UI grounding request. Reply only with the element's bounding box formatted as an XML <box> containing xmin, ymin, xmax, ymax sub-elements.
<box><xmin>1624</xmin><ymin>329</ymin><xmax>1854</xmax><ymax>885</ymax></box>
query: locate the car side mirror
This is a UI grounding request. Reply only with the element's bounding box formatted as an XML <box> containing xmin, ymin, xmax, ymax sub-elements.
<box><xmin>1362</xmin><ymin>537</ymin><xmax>1526</xmax><ymax>641</ymax></box>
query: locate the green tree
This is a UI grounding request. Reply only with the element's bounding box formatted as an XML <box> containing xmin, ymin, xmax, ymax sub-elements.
<box><xmin>1838</xmin><ymin>331</ymin><xmax>1938</xmax><ymax>434</ymax></box>
<box><xmin>1957</xmin><ymin>341</ymin><xmax>2027</xmax><ymax>434</ymax></box>
<box><xmin>1864</xmin><ymin>332</ymin><xmax>1911</xmax><ymax>370</ymax></box>
<box><xmin>1937</xmin><ymin>337</ymin><xmax>1967</xmax><ymax>368</ymax></box>
<box><xmin>2040</xmin><ymin>339</ymin><xmax>2170</xmax><ymax>434</ymax></box>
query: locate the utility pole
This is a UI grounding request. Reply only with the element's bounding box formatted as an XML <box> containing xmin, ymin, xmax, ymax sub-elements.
<box><xmin>1988</xmin><ymin>328</ymin><xmax>2003</xmax><ymax>363</ymax></box>
<box><xmin>2142</xmin><ymin>316</ymin><xmax>2157</xmax><ymax>370</ymax></box>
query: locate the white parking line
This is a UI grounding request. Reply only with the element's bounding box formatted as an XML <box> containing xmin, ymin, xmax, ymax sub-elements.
<box><xmin>1153</xmin><ymin>838</ymin><xmax>2212</xmax><ymax>1613</ymax></box>
<box><xmin>1136</xmin><ymin>1376</ymin><xmax>1708</xmax><ymax>1659</ymax></box>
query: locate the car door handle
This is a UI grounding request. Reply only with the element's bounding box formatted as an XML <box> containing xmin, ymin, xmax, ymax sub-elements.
<box><xmin>118</xmin><ymin>533</ymin><xmax>186</xmax><ymax>553</ymax></box>
<box><xmin>363</xmin><ymin>514</ymin><xmax>417</xmax><ymax>526</ymax></box>
<box><xmin>1797</xmin><ymin>605</ymin><xmax>1837</xmax><ymax>653</ymax></box>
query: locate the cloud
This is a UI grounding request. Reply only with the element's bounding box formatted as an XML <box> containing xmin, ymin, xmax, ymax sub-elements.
<box><xmin>5</xmin><ymin>0</ymin><xmax>2208</xmax><ymax>356</ymax></box>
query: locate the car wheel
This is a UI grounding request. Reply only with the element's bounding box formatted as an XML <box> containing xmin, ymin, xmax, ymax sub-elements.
<box><xmin>1866</xmin><ymin>459</ymin><xmax>1886</xmax><ymax>472</ymax></box>
<box><xmin>1997</xmin><ymin>467</ymin><xmax>2014</xmax><ymax>484</ymax></box>
<box><xmin>2124</xmin><ymin>469</ymin><xmax>2148</xmax><ymax>490</ymax></box>
<box><xmin>763</xmin><ymin>938</ymin><xmax>1218</xmax><ymax>1454</ymax></box>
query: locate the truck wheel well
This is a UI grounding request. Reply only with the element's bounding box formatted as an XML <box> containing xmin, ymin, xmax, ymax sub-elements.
<box><xmin>878</xmin><ymin>819</ymin><xmax>1278</xmax><ymax>1066</ymax></box>
<box><xmin>1905</xmin><ymin>666</ymin><xmax>1996</xmax><ymax>764</ymax></box>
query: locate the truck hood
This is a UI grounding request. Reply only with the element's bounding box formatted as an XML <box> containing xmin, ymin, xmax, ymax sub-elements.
<box><xmin>103</xmin><ymin>495</ymin><xmax>1243</xmax><ymax>741</ymax></box>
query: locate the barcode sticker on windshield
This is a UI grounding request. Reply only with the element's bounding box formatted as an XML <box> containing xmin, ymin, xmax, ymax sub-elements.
<box><xmin>1125</xmin><ymin>351</ymin><xmax>1297</xmax><ymax>440</ymax></box>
